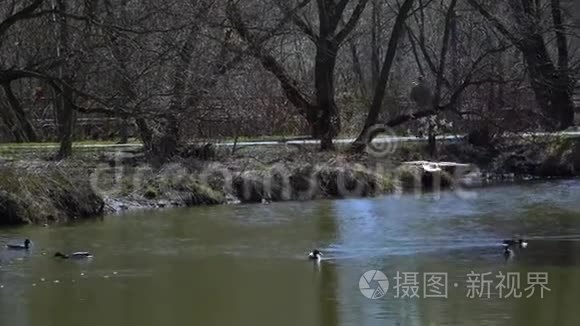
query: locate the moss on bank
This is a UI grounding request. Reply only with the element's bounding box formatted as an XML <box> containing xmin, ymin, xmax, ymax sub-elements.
<box><xmin>0</xmin><ymin>168</ymin><xmax>105</xmax><ymax>226</ymax></box>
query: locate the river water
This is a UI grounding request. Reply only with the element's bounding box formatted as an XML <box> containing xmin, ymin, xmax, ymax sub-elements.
<box><xmin>1</xmin><ymin>180</ymin><xmax>580</xmax><ymax>326</ymax></box>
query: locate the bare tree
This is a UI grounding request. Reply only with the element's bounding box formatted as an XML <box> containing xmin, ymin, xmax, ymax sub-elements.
<box><xmin>0</xmin><ymin>0</ymin><xmax>46</xmax><ymax>142</ymax></box>
<box><xmin>353</xmin><ymin>0</ymin><xmax>525</xmax><ymax>149</ymax></box>
<box><xmin>0</xmin><ymin>0</ymin><xmax>577</xmax><ymax>162</ymax></box>
<box><xmin>227</xmin><ymin>0</ymin><xmax>369</xmax><ymax>150</ymax></box>
<box><xmin>54</xmin><ymin>0</ymin><xmax>75</xmax><ymax>158</ymax></box>
<box><xmin>352</xmin><ymin>0</ymin><xmax>415</xmax><ymax>151</ymax></box>
<box><xmin>467</xmin><ymin>0</ymin><xmax>576</xmax><ymax>130</ymax></box>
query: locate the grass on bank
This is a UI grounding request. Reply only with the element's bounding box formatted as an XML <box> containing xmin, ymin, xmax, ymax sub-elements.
<box><xmin>2</xmin><ymin>135</ymin><xmax>580</xmax><ymax>226</ymax></box>
<box><xmin>0</xmin><ymin>167</ymin><xmax>104</xmax><ymax>225</ymax></box>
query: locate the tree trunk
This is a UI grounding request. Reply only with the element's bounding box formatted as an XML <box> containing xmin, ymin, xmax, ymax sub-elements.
<box><xmin>429</xmin><ymin>0</ymin><xmax>457</xmax><ymax>158</ymax></box>
<box><xmin>118</xmin><ymin>118</ymin><xmax>129</xmax><ymax>144</ymax></box>
<box><xmin>551</xmin><ymin>0</ymin><xmax>569</xmax><ymax>70</ymax></box>
<box><xmin>227</xmin><ymin>0</ymin><xmax>369</xmax><ymax>151</ymax></box>
<box><xmin>155</xmin><ymin>116</ymin><xmax>181</xmax><ymax>158</ymax></box>
<box><xmin>154</xmin><ymin>24</ymin><xmax>203</xmax><ymax>159</ymax></box>
<box><xmin>427</xmin><ymin>123</ymin><xmax>437</xmax><ymax>157</ymax></box>
<box><xmin>56</xmin><ymin>86</ymin><xmax>74</xmax><ymax>159</ymax></box>
<box><xmin>135</xmin><ymin>118</ymin><xmax>153</xmax><ymax>152</ymax></box>
<box><xmin>352</xmin><ymin>0</ymin><xmax>415</xmax><ymax>151</ymax></box>
<box><xmin>521</xmin><ymin>35</ymin><xmax>574</xmax><ymax>129</ymax></box>
<box><xmin>55</xmin><ymin>0</ymin><xmax>74</xmax><ymax>159</ymax></box>
<box><xmin>314</xmin><ymin>40</ymin><xmax>340</xmax><ymax>151</ymax></box>
<box><xmin>551</xmin><ymin>72</ymin><xmax>575</xmax><ymax>129</ymax></box>
<box><xmin>349</xmin><ymin>41</ymin><xmax>367</xmax><ymax>99</ymax></box>
<box><xmin>2</xmin><ymin>82</ymin><xmax>37</xmax><ymax>142</ymax></box>
<box><xmin>468</xmin><ymin>0</ymin><xmax>575</xmax><ymax>130</ymax></box>
<box><xmin>551</xmin><ymin>0</ymin><xmax>574</xmax><ymax>129</ymax></box>
<box><xmin>370</xmin><ymin>0</ymin><xmax>381</xmax><ymax>89</ymax></box>
<box><xmin>0</xmin><ymin>101</ymin><xmax>26</xmax><ymax>142</ymax></box>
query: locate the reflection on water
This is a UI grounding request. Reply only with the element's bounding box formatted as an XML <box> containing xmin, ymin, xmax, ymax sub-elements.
<box><xmin>1</xmin><ymin>180</ymin><xmax>580</xmax><ymax>326</ymax></box>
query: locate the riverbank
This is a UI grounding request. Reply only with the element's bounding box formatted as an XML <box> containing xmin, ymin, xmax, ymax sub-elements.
<box><xmin>1</xmin><ymin>136</ymin><xmax>580</xmax><ymax>226</ymax></box>
<box><xmin>0</xmin><ymin>167</ymin><xmax>104</xmax><ymax>225</ymax></box>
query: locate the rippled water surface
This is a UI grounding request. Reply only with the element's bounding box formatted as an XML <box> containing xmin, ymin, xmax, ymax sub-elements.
<box><xmin>2</xmin><ymin>180</ymin><xmax>580</xmax><ymax>326</ymax></box>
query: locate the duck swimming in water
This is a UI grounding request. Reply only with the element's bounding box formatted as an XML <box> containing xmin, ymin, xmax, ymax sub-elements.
<box><xmin>503</xmin><ymin>247</ymin><xmax>514</xmax><ymax>259</ymax></box>
<box><xmin>502</xmin><ymin>239</ymin><xmax>528</xmax><ymax>248</ymax></box>
<box><xmin>6</xmin><ymin>239</ymin><xmax>31</xmax><ymax>250</ymax></box>
<box><xmin>54</xmin><ymin>252</ymin><xmax>93</xmax><ymax>259</ymax></box>
<box><xmin>308</xmin><ymin>249</ymin><xmax>322</xmax><ymax>261</ymax></box>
